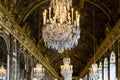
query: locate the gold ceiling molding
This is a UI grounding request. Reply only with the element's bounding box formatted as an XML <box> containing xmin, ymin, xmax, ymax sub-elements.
<box><xmin>80</xmin><ymin>20</ymin><xmax>120</xmax><ymax>77</ymax></box>
<box><xmin>60</xmin><ymin>76</ymin><xmax>79</xmax><ymax>80</ymax></box>
<box><xmin>23</xmin><ymin>0</ymin><xmax>49</xmax><ymax>22</ymax></box>
<box><xmin>80</xmin><ymin>0</ymin><xmax>85</xmax><ymax>9</ymax></box>
<box><xmin>23</xmin><ymin>0</ymin><xmax>85</xmax><ymax>22</ymax></box>
<box><xmin>23</xmin><ymin>0</ymin><xmax>111</xmax><ymax>23</ymax></box>
<box><xmin>0</xmin><ymin>3</ymin><xmax>59</xmax><ymax>78</ymax></box>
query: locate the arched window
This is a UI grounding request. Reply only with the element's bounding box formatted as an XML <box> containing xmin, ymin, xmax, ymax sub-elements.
<box><xmin>0</xmin><ymin>36</ymin><xmax>8</xmax><ymax>80</ymax></box>
<box><xmin>110</xmin><ymin>51</ymin><xmax>116</xmax><ymax>80</ymax></box>
<box><xmin>104</xmin><ymin>57</ymin><xmax>108</xmax><ymax>80</ymax></box>
<box><xmin>83</xmin><ymin>74</ymin><xmax>87</xmax><ymax>80</ymax></box>
<box><xmin>98</xmin><ymin>62</ymin><xmax>102</xmax><ymax>80</ymax></box>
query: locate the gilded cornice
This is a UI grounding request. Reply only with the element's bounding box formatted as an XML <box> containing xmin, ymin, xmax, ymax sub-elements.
<box><xmin>0</xmin><ymin>3</ymin><xmax>59</xmax><ymax>78</ymax></box>
<box><xmin>80</xmin><ymin>20</ymin><xmax>120</xmax><ymax>77</ymax></box>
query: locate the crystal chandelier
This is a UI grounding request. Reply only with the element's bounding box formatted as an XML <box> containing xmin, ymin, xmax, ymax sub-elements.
<box><xmin>60</xmin><ymin>57</ymin><xmax>73</xmax><ymax>80</ymax></box>
<box><xmin>90</xmin><ymin>63</ymin><xmax>98</xmax><ymax>74</ymax></box>
<box><xmin>89</xmin><ymin>63</ymin><xmax>98</xmax><ymax>80</ymax></box>
<box><xmin>0</xmin><ymin>65</ymin><xmax>6</xmax><ymax>79</ymax></box>
<box><xmin>42</xmin><ymin>0</ymin><xmax>81</xmax><ymax>53</ymax></box>
<box><xmin>79</xmin><ymin>78</ymin><xmax>83</xmax><ymax>80</ymax></box>
<box><xmin>33</xmin><ymin>64</ymin><xmax>45</xmax><ymax>80</ymax></box>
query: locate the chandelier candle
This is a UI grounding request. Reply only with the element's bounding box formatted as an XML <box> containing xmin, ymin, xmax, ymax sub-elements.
<box><xmin>71</xmin><ymin>8</ymin><xmax>74</xmax><ymax>23</ymax></box>
<box><xmin>49</xmin><ymin>7</ymin><xmax>51</xmax><ymax>20</ymax></box>
<box><xmin>42</xmin><ymin>0</ymin><xmax>81</xmax><ymax>53</ymax></box>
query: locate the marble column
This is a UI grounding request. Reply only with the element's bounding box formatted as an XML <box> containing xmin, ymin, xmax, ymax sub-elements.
<box><xmin>7</xmin><ymin>39</ymin><xmax>10</xmax><ymax>80</ymax></box>
<box><xmin>7</xmin><ymin>54</ymin><xmax>10</xmax><ymax>80</ymax></box>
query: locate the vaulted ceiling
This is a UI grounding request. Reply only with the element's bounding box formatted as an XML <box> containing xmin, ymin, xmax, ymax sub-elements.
<box><xmin>1</xmin><ymin>0</ymin><xmax>119</xmax><ymax>78</ymax></box>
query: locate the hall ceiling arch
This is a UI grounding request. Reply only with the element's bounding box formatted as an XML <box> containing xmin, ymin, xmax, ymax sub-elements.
<box><xmin>0</xmin><ymin>0</ymin><xmax>118</xmax><ymax>78</ymax></box>
<box><xmin>22</xmin><ymin>0</ymin><xmax>112</xmax><ymax>23</ymax></box>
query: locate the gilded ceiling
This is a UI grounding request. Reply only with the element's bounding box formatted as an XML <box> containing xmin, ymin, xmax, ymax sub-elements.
<box><xmin>0</xmin><ymin>0</ymin><xmax>119</xmax><ymax>77</ymax></box>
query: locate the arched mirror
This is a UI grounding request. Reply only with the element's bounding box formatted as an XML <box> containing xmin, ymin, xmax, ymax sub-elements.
<box><xmin>18</xmin><ymin>51</ymin><xmax>25</xmax><ymax>80</ymax></box>
<box><xmin>0</xmin><ymin>36</ymin><xmax>8</xmax><ymax>80</ymax></box>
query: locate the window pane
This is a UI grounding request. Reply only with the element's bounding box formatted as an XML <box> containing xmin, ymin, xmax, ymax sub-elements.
<box><xmin>110</xmin><ymin>51</ymin><xmax>116</xmax><ymax>80</ymax></box>
<box><xmin>104</xmin><ymin>67</ymin><xmax>108</xmax><ymax>80</ymax></box>
<box><xmin>110</xmin><ymin>64</ymin><xmax>116</xmax><ymax>80</ymax></box>
<box><xmin>98</xmin><ymin>62</ymin><xmax>102</xmax><ymax>80</ymax></box>
<box><xmin>104</xmin><ymin>58</ymin><xmax>108</xmax><ymax>80</ymax></box>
